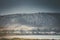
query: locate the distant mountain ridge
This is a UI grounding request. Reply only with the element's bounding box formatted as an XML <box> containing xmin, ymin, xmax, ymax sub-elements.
<box><xmin>0</xmin><ymin>13</ymin><xmax>60</xmax><ymax>32</ymax></box>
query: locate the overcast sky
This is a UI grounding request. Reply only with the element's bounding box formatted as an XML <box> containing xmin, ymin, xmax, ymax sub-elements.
<box><xmin>0</xmin><ymin>0</ymin><xmax>60</xmax><ymax>15</ymax></box>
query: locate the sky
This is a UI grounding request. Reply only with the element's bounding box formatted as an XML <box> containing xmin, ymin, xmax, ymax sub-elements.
<box><xmin>0</xmin><ymin>0</ymin><xmax>60</xmax><ymax>15</ymax></box>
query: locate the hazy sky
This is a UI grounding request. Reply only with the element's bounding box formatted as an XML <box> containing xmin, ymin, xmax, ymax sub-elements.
<box><xmin>0</xmin><ymin>0</ymin><xmax>60</xmax><ymax>15</ymax></box>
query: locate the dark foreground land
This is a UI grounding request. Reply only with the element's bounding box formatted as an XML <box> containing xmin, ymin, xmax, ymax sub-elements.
<box><xmin>0</xmin><ymin>38</ymin><xmax>60</xmax><ymax>40</ymax></box>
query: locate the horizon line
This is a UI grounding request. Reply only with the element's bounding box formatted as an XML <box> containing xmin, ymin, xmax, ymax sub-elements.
<box><xmin>0</xmin><ymin>11</ymin><xmax>60</xmax><ymax>16</ymax></box>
